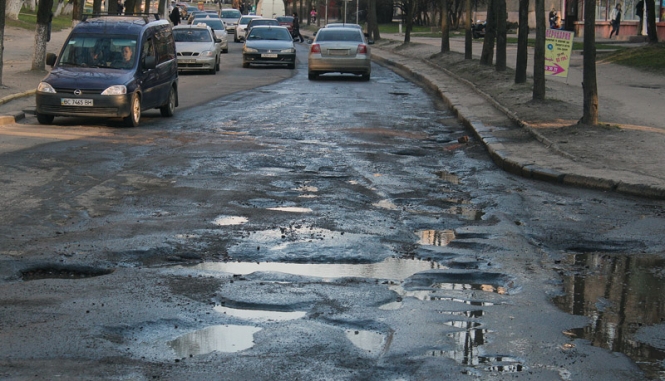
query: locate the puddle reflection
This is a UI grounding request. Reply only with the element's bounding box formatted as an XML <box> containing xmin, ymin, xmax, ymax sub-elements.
<box><xmin>214</xmin><ymin>306</ymin><xmax>306</xmax><ymax>322</ymax></box>
<box><xmin>345</xmin><ymin>329</ymin><xmax>388</xmax><ymax>354</ymax></box>
<box><xmin>417</xmin><ymin>229</ymin><xmax>456</xmax><ymax>246</ymax></box>
<box><xmin>553</xmin><ymin>253</ymin><xmax>665</xmax><ymax>378</ymax></box>
<box><xmin>435</xmin><ymin>171</ymin><xmax>460</xmax><ymax>184</ymax></box>
<box><xmin>213</xmin><ymin>216</ymin><xmax>248</xmax><ymax>226</ymax></box>
<box><xmin>168</xmin><ymin>325</ymin><xmax>261</xmax><ymax>357</ymax></box>
<box><xmin>188</xmin><ymin>257</ymin><xmax>446</xmax><ymax>281</ymax></box>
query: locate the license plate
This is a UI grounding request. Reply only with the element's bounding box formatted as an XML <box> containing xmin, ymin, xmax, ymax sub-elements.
<box><xmin>179</xmin><ymin>59</ymin><xmax>195</xmax><ymax>64</ymax></box>
<box><xmin>261</xmin><ymin>53</ymin><xmax>278</xmax><ymax>58</ymax></box>
<box><xmin>61</xmin><ymin>98</ymin><xmax>93</xmax><ymax>106</ymax></box>
<box><xmin>329</xmin><ymin>50</ymin><xmax>349</xmax><ymax>56</ymax></box>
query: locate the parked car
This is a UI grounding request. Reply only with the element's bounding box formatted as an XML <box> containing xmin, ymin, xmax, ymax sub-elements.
<box><xmin>173</xmin><ymin>24</ymin><xmax>221</xmax><ymax>74</ymax></box>
<box><xmin>275</xmin><ymin>15</ymin><xmax>294</xmax><ymax>37</ymax></box>
<box><xmin>36</xmin><ymin>15</ymin><xmax>179</xmax><ymax>127</ymax></box>
<box><xmin>244</xmin><ymin>18</ymin><xmax>279</xmax><ymax>41</ymax></box>
<box><xmin>235</xmin><ymin>15</ymin><xmax>261</xmax><ymax>42</ymax></box>
<box><xmin>308</xmin><ymin>27</ymin><xmax>372</xmax><ymax>81</ymax></box>
<box><xmin>220</xmin><ymin>8</ymin><xmax>242</xmax><ymax>35</ymax></box>
<box><xmin>242</xmin><ymin>25</ymin><xmax>296</xmax><ymax>69</ymax></box>
<box><xmin>194</xmin><ymin>17</ymin><xmax>229</xmax><ymax>53</ymax></box>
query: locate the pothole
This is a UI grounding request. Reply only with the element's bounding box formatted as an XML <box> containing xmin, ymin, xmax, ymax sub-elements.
<box><xmin>168</xmin><ymin>325</ymin><xmax>261</xmax><ymax>357</ymax></box>
<box><xmin>213</xmin><ymin>216</ymin><xmax>248</xmax><ymax>226</ymax></box>
<box><xmin>21</xmin><ymin>265</ymin><xmax>114</xmax><ymax>281</ymax></box>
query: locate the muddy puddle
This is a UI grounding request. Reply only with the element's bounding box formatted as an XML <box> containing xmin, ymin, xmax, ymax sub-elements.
<box><xmin>553</xmin><ymin>252</ymin><xmax>665</xmax><ymax>378</ymax></box>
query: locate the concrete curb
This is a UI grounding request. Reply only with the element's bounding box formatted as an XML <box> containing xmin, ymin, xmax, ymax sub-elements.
<box><xmin>0</xmin><ymin>90</ymin><xmax>35</xmax><ymax>125</ymax></box>
<box><xmin>372</xmin><ymin>48</ymin><xmax>665</xmax><ymax>200</ymax></box>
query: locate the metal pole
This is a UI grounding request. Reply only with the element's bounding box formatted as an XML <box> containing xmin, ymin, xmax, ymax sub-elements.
<box><xmin>325</xmin><ymin>0</ymin><xmax>328</xmax><ymax>24</ymax></box>
<box><xmin>355</xmin><ymin>0</ymin><xmax>358</xmax><ymax>23</ymax></box>
<box><xmin>344</xmin><ymin>0</ymin><xmax>346</xmax><ymax>23</ymax></box>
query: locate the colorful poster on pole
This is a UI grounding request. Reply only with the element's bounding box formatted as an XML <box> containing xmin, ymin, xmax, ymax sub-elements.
<box><xmin>545</xmin><ymin>29</ymin><xmax>574</xmax><ymax>77</ymax></box>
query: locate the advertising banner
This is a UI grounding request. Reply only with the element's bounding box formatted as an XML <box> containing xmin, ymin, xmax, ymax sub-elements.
<box><xmin>545</xmin><ymin>29</ymin><xmax>574</xmax><ymax>77</ymax></box>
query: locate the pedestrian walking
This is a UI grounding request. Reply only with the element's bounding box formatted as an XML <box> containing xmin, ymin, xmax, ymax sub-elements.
<box><xmin>609</xmin><ymin>3</ymin><xmax>622</xmax><ymax>38</ymax></box>
<box><xmin>635</xmin><ymin>0</ymin><xmax>644</xmax><ymax>35</ymax></box>
<box><xmin>292</xmin><ymin>12</ymin><xmax>304</xmax><ymax>43</ymax></box>
<box><xmin>169</xmin><ymin>6</ymin><xmax>181</xmax><ymax>25</ymax></box>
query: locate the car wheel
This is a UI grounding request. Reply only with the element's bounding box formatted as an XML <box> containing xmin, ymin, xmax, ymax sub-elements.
<box><xmin>36</xmin><ymin>113</ymin><xmax>54</xmax><ymax>125</ymax></box>
<box><xmin>242</xmin><ymin>62</ymin><xmax>250</xmax><ymax>68</ymax></box>
<box><xmin>308</xmin><ymin>71</ymin><xmax>318</xmax><ymax>80</ymax></box>
<box><xmin>160</xmin><ymin>86</ymin><xmax>176</xmax><ymax>117</ymax></box>
<box><xmin>361</xmin><ymin>73</ymin><xmax>370</xmax><ymax>81</ymax></box>
<box><xmin>123</xmin><ymin>93</ymin><xmax>141</xmax><ymax>127</ymax></box>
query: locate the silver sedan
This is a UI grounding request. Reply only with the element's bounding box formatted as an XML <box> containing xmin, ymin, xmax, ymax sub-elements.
<box><xmin>307</xmin><ymin>27</ymin><xmax>372</xmax><ymax>81</ymax></box>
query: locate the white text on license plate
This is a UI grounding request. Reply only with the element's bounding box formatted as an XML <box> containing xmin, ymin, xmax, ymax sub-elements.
<box><xmin>61</xmin><ymin>98</ymin><xmax>93</xmax><ymax>106</ymax></box>
<box><xmin>261</xmin><ymin>53</ymin><xmax>278</xmax><ymax>58</ymax></box>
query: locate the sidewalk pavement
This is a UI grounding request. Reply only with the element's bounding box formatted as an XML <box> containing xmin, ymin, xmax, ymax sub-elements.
<box><xmin>2</xmin><ymin>26</ymin><xmax>665</xmax><ymax>199</ymax></box>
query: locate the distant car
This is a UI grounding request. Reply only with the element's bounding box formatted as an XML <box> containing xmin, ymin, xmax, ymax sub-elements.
<box><xmin>276</xmin><ymin>15</ymin><xmax>294</xmax><ymax>37</ymax></box>
<box><xmin>220</xmin><ymin>8</ymin><xmax>242</xmax><ymax>35</ymax></box>
<box><xmin>194</xmin><ymin>18</ymin><xmax>229</xmax><ymax>53</ymax></box>
<box><xmin>187</xmin><ymin>11</ymin><xmax>205</xmax><ymax>24</ymax></box>
<box><xmin>308</xmin><ymin>27</ymin><xmax>371</xmax><ymax>81</ymax></box>
<box><xmin>190</xmin><ymin>11</ymin><xmax>217</xmax><ymax>24</ymax></box>
<box><xmin>244</xmin><ymin>18</ymin><xmax>279</xmax><ymax>41</ymax></box>
<box><xmin>173</xmin><ymin>24</ymin><xmax>221</xmax><ymax>74</ymax></box>
<box><xmin>242</xmin><ymin>25</ymin><xmax>296</xmax><ymax>69</ymax></box>
<box><xmin>235</xmin><ymin>15</ymin><xmax>261</xmax><ymax>42</ymax></box>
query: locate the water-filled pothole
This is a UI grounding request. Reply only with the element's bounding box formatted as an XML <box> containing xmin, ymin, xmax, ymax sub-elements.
<box><xmin>168</xmin><ymin>325</ymin><xmax>261</xmax><ymax>357</ymax></box>
<box><xmin>417</xmin><ymin>229</ymin><xmax>456</xmax><ymax>246</ymax></box>
<box><xmin>435</xmin><ymin>170</ymin><xmax>460</xmax><ymax>184</ymax></box>
<box><xmin>187</xmin><ymin>257</ymin><xmax>446</xmax><ymax>281</ymax></box>
<box><xmin>345</xmin><ymin>329</ymin><xmax>389</xmax><ymax>354</ymax></box>
<box><xmin>214</xmin><ymin>306</ymin><xmax>306</xmax><ymax>322</ymax></box>
<box><xmin>213</xmin><ymin>216</ymin><xmax>248</xmax><ymax>226</ymax></box>
<box><xmin>552</xmin><ymin>252</ymin><xmax>665</xmax><ymax>378</ymax></box>
<box><xmin>21</xmin><ymin>265</ymin><xmax>114</xmax><ymax>281</ymax></box>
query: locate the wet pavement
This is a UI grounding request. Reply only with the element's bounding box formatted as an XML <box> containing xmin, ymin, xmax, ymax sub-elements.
<box><xmin>1</xmin><ymin>47</ymin><xmax>665</xmax><ymax>380</ymax></box>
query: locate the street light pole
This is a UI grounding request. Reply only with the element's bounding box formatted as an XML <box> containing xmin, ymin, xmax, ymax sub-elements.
<box><xmin>344</xmin><ymin>0</ymin><xmax>347</xmax><ymax>23</ymax></box>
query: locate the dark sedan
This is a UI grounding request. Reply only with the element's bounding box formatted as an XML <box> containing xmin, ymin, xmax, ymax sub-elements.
<box><xmin>242</xmin><ymin>26</ymin><xmax>296</xmax><ymax>69</ymax></box>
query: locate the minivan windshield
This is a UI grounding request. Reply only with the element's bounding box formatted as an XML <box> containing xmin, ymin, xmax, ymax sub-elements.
<box><xmin>58</xmin><ymin>35</ymin><xmax>138</xmax><ymax>69</ymax></box>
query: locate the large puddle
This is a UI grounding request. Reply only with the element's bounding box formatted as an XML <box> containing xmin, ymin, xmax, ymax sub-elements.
<box><xmin>187</xmin><ymin>257</ymin><xmax>446</xmax><ymax>281</ymax></box>
<box><xmin>552</xmin><ymin>253</ymin><xmax>665</xmax><ymax>378</ymax></box>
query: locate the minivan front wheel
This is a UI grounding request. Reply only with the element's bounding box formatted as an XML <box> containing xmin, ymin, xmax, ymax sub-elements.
<box><xmin>124</xmin><ymin>94</ymin><xmax>141</xmax><ymax>127</ymax></box>
<box><xmin>160</xmin><ymin>86</ymin><xmax>176</xmax><ymax>117</ymax></box>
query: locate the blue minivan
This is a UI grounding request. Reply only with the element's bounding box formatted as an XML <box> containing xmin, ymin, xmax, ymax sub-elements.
<box><xmin>36</xmin><ymin>16</ymin><xmax>179</xmax><ymax>127</ymax></box>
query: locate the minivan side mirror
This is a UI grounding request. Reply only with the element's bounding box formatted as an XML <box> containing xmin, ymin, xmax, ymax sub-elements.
<box><xmin>46</xmin><ymin>53</ymin><xmax>57</xmax><ymax>67</ymax></box>
<box><xmin>144</xmin><ymin>56</ymin><xmax>157</xmax><ymax>70</ymax></box>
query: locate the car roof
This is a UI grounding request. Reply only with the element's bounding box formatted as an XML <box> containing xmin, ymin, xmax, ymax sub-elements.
<box><xmin>174</xmin><ymin>24</ymin><xmax>213</xmax><ymax>31</ymax></box>
<box><xmin>325</xmin><ymin>23</ymin><xmax>362</xmax><ymax>28</ymax></box>
<box><xmin>74</xmin><ymin>16</ymin><xmax>169</xmax><ymax>35</ymax></box>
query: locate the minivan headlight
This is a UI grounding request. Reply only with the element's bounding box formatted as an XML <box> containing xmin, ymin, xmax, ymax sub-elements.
<box><xmin>101</xmin><ymin>85</ymin><xmax>127</xmax><ymax>95</ymax></box>
<box><xmin>37</xmin><ymin>82</ymin><xmax>56</xmax><ymax>94</ymax></box>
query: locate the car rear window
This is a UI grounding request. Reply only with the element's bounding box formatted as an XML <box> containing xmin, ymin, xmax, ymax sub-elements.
<box><xmin>173</xmin><ymin>29</ymin><xmax>212</xmax><ymax>42</ymax></box>
<box><xmin>221</xmin><ymin>10</ymin><xmax>241</xmax><ymax>18</ymax></box>
<box><xmin>316</xmin><ymin>29</ymin><xmax>363</xmax><ymax>42</ymax></box>
<box><xmin>276</xmin><ymin>16</ymin><xmax>293</xmax><ymax>23</ymax></box>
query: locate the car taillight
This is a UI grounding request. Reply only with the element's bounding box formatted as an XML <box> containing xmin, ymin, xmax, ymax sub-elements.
<box><xmin>310</xmin><ymin>44</ymin><xmax>321</xmax><ymax>53</ymax></box>
<box><xmin>357</xmin><ymin>44</ymin><xmax>368</xmax><ymax>54</ymax></box>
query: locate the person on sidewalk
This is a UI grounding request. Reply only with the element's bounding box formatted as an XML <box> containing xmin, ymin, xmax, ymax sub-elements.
<box><xmin>169</xmin><ymin>6</ymin><xmax>181</xmax><ymax>25</ymax></box>
<box><xmin>635</xmin><ymin>0</ymin><xmax>644</xmax><ymax>35</ymax></box>
<box><xmin>609</xmin><ymin>3</ymin><xmax>622</xmax><ymax>38</ymax></box>
<box><xmin>292</xmin><ymin>12</ymin><xmax>304</xmax><ymax>42</ymax></box>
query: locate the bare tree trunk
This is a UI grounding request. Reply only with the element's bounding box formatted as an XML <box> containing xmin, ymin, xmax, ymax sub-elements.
<box><xmin>479</xmin><ymin>0</ymin><xmax>496</xmax><ymax>65</ymax></box>
<box><xmin>27</xmin><ymin>0</ymin><xmax>36</xmax><ymax>11</ymax></box>
<box><xmin>645</xmin><ymin>0</ymin><xmax>657</xmax><ymax>42</ymax></box>
<box><xmin>54</xmin><ymin>0</ymin><xmax>65</xmax><ymax>16</ymax></box>
<box><xmin>532</xmin><ymin>0</ymin><xmax>545</xmax><ymax>100</ymax></box>
<box><xmin>0</xmin><ymin>0</ymin><xmax>6</xmax><ymax>86</ymax></box>
<box><xmin>93</xmin><ymin>0</ymin><xmax>103</xmax><ymax>14</ymax></box>
<box><xmin>72</xmin><ymin>0</ymin><xmax>84</xmax><ymax>25</ymax></box>
<box><xmin>158</xmin><ymin>0</ymin><xmax>167</xmax><ymax>19</ymax></box>
<box><xmin>367</xmin><ymin>0</ymin><xmax>380</xmax><ymax>40</ymax></box>
<box><xmin>6</xmin><ymin>0</ymin><xmax>24</xmax><ymax>20</ymax></box>
<box><xmin>403</xmin><ymin>0</ymin><xmax>416</xmax><ymax>43</ymax></box>
<box><xmin>108</xmin><ymin>0</ymin><xmax>117</xmax><ymax>14</ymax></box>
<box><xmin>124</xmin><ymin>0</ymin><xmax>136</xmax><ymax>14</ymax></box>
<box><xmin>464</xmin><ymin>0</ymin><xmax>471</xmax><ymax>58</ymax></box>
<box><xmin>514</xmin><ymin>0</ymin><xmax>528</xmax><ymax>83</ymax></box>
<box><xmin>440</xmin><ymin>0</ymin><xmax>450</xmax><ymax>52</ymax></box>
<box><xmin>580</xmin><ymin>0</ymin><xmax>598</xmax><ymax>124</ymax></box>
<box><xmin>495</xmin><ymin>0</ymin><xmax>506</xmax><ymax>71</ymax></box>
<box><xmin>143</xmin><ymin>0</ymin><xmax>150</xmax><ymax>14</ymax></box>
<box><xmin>32</xmin><ymin>0</ymin><xmax>54</xmax><ymax>71</ymax></box>
<box><xmin>62</xmin><ymin>0</ymin><xmax>73</xmax><ymax>15</ymax></box>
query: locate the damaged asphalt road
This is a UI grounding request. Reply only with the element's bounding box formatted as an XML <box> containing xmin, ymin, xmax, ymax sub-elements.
<box><xmin>1</xmin><ymin>62</ymin><xmax>665</xmax><ymax>380</ymax></box>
